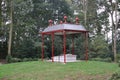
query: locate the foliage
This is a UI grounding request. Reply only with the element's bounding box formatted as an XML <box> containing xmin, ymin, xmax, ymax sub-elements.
<box><xmin>110</xmin><ymin>72</ymin><xmax>120</xmax><ymax>80</ymax></box>
<box><xmin>6</xmin><ymin>57</ymin><xmax>39</xmax><ymax>63</ymax></box>
<box><xmin>0</xmin><ymin>0</ymin><xmax>9</xmax><ymax>59</ymax></box>
<box><xmin>74</xmin><ymin>34</ymin><xmax>85</xmax><ymax>60</ymax></box>
<box><xmin>89</xmin><ymin>35</ymin><xmax>109</xmax><ymax>58</ymax></box>
<box><xmin>116</xmin><ymin>54</ymin><xmax>120</xmax><ymax>62</ymax></box>
<box><xmin>69</xmin><ymin>0</ymin><xmax>111</xmax><ymax>60</ymax></box>
<box><xmin>90</xmin><ymin>57</ymin><xmax>112</xmax><ymax>62</ymax></box>
<box><xmin>117</xmin><ymin>33</ymin><xmax>120</xmax><ymax>58</ymax></box>
<box><xmin>22</xmin><ymin>58</ymin><xmax>38</xmax><ymax>62</ymax></box>
<box><xmin>11</xmin><ymin>58</ymin><xmax>22</xmax><ymax>63</ymax></box>
<box><xmin>10</xmin><ymin>0</ymin><xmax>72</xmax><ymax>59</ymax></box>
<box><xmin>6</xmin><ymin>54</ymin><xmax>13</xmax><ymax>63</ymax></box>
<box><xmin>0</xmin><ymin>42</ymin><xmax>7</xmax><ymax>59</ymax></box>
<box><xmin>12</xmin><ymin>39</ymin><xmax>38</xmax><ymax>58</ymax></box>
<box><xmin>119</xmin><ymin>62</ymin><xmax>120</xmax><ymax>67</ymax></box>
<box><xmin>0</xmin><ymin>0</ymin><xmax>119</xmax><ymax>62</ymax></box>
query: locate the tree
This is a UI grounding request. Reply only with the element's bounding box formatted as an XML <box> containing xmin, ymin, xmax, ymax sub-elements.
<box><xmin>11</xmin><ymin>0</ymin><xmax>35</xmax><ymax>57</ymax></box>
<box><xmin>8</xmin><ymin>0</ymin><xmax>72</xmax><ymax>58</ymax></box>
<box><xmin>83</xmin><ymin>0</ymin><xmax>87</xmax><ymax>26</ymax></box>
<box><xmin>8</xmin><ymin>0</ymin><xmax>13</xmax><ymax>55</ymax></box>
<box><xmin>0</xmin><ymin>0</ymin><xmax>2</xmax><ymax>28</ymax></box>
<box><xmin>90</xmin><ymin>35</ymin><xmax>109</xmax><ymax>58</ymax></box>
<box><xmin>106</xmin><ymin>0</ymin><xmax>119</xmax><ymax>62</ymax></box>
<box><xmin>0</xmin><ymin>0</ymin><xmax>9</xmax><ymax>59</ymax></box>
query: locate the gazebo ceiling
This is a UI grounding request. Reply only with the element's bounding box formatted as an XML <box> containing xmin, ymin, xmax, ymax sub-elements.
<box><xmin>42</xmin><ymin>23</ymin><xmax>88</xmax><ymax>35</ymax></box>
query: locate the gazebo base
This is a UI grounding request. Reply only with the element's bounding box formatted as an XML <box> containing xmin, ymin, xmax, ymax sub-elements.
<box><xmin>51</xmin><ymin>54</ymin><xmax>77</xmax><ymax>62</ymax></box>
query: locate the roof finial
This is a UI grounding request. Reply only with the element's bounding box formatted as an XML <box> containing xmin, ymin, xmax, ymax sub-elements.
<box><xmin>64</xmin><ymin>16</ymin><xmax>67</xmax><ymax>23</ymax></box>
<box><xmin>48</xmin><ymin>19</ymin><xmax>53</xmax><ymax>26</ymax></box>
<box><xmin>75</xmin><ymin>17</ymin><xmax>79</xmax><ymax>25</ymax></box>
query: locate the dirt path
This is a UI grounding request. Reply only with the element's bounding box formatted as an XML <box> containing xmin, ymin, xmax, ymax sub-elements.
<box><xmin>64</xmin><ymin>73</ymin><xmax>112</xmax><ymax>80</ymax></box>
<box><xmin>0</xmin><ymin>77</ymin><xmax>8</xmax><ymax>80</ymax></box>
<box><xmin>0</xmin><ymin>73</ymin><xmax>112</xmax><ymax>80</ymax></box>
<box><xmin>0</xmin><ymin>59</ymin><xmax>7</xmax><ymax>64</ymax></box>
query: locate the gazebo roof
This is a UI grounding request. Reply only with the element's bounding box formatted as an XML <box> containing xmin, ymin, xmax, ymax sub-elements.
<box><xmin>42</xmin><ymin>23</ymin><xmax>88</xmax><ymax>35</ymax></box>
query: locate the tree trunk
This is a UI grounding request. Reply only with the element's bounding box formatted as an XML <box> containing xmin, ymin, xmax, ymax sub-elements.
<box><xmin>0</xmin><ymin>0</ymin><xmax>2</xmax><ymax>28</ymax></box>
<box><xmin>8</xmin><ymin>0</ymin><xmax>13</xmax><ymax>55</ymax></box>
<box><xmin>83</xmin><ymin>0</ymin><xmax>87</xmax><ymax>26</ymax></box>
<box><xmin>109</xmin><ymin>0</ymin><xmax>117</xmax><ymax>62</ymax></box>
<box><xmin>113</xmin><ymin>1</ymin><xmax>118</xmax><ymax>62</ymax></box>
<box><xmin>110</xmin><ymin>11</ymin><xmax>114</xmax><ymax>53</ymax></box>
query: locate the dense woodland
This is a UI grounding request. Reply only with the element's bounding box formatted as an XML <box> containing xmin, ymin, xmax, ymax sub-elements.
<box><xmin>0</xmin><ymin>0</ymin><xmax>120</xmax><ymax>62</ymax></box>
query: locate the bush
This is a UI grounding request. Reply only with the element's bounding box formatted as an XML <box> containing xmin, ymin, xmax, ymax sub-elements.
<box><xmin>90</xmin><ymin>57</ymin><xmax>112</xmax><ymax>62</ymax></box>
<box><xmin>6</xmin><ymin>56</ymin><xmax>39</xmax><ymax>63</ymax></box>
<box><xmin>32</xmin><ymin>58</ymin><xmax>39</xmax><ymax>61</ymax></box>
<box><xmin>119</xmin><ymin>63</ymin><xmax>120</xmax><ymax>67</ymax></box>
<box><xmin>11</xmin><ymin>58</ymin><xmax>22</xmax><ymax>63</ymax></box>
<box><xmin>22</xmin><ymin>58</ymin><xmax>29</xmax><ymax>62</ymax></box>
<box><xmin>6</xmin><ymin>54</ymin><xmax>13</xmax><ymax>63</ymax></box>
<box><xmin>116</xmin><ymin>54</ymin><xmax>120</xmax><ymax>62</ymax></box>
<box><xmin>118</xmin><ymin>61</ymin><xmax>120</xmax><ymax>67</ymax></box>
<box><xmin>6</xmin><ymin>55</ymin><xmax>22</xmax><ymax>63</ymax></box>
<box><xmin>22</xmin><ymin>58</ymin><xmax>32</xmax><ymax>62</ymax></box>
<box><xmin>22</xmin><ymin>58</ymin><xmax>38</xmax><ymax>62</ymax></box>
<box><xmin>103</xmin><ymin>58</ymin><xmax>112</xmax><ymax>62</ymax></box>
<box><xmin>109</xmin><ymin>72</ymin><xmax>120</xmax><ymax>80</ymax></box>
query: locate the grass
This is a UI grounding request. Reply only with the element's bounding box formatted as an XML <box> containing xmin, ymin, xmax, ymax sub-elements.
<box><xmin>0</xmin><ymin>61</ymin><xmax>120</xmax><ymax>80</ymax></box>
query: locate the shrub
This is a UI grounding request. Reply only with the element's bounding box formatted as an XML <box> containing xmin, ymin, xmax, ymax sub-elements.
<box><xmin>116</xmin><ymin>54</ymin><xmax>120</xmax><ymax>62</ymax></box>
<box><xmin>32</xmin><ymin>58</ymin><xmax>38</xmax><ymax>61</ymax></box>
<box><xmin>103</xmin><ymin>58</ymin><xmax>112</xmax><ymax>62</ymax></box>
<box><xmin>11</xmin><ymin>58</ymin><xmax>22</xmax><ymax>63</ymax></box>
<box><xmin>6</xmin><ymin>54</ymin><xmax>13</xmax><ymax>63</ymax></box>
<box><xmin>22</xmin><ymin>58</ymin><xmax>30</xmax><ymax>62</ymax></box>
<box><xmin>28</xmin><ymin>58</ymin><xmax>33</xmax><ymax>61</ymax></box>
<box><xmin>119</xmin><ymin>63</ymin><xmax>120</xmax><ymax>67</ymax></box>
<box><xmin>6</xmin><ymin>55</ymin><xmax>22</xmax><ymax>63</ymax></box>
<box><xmin>6</xmin><ymin>56</ymin><xmax>39</xmax><ymax>63</ymax></box>
<box><xmin>22</xmin><ymin>58</ymin><xmax>38</xmax><ymax>62</ymax></box>
<box><xmin>109</xmin><ymin>72</ymin><xmax>120</xmax><ymax>80</ymax></box>
<box><xmin>90</xmin><ymin>57</ymin><xmax>112</xmax><ymax>62</ymax></box>
<box><xmin>118</xmin><ymin>61</ymin><xmax>120</xmax><ymax>67</ymax></box>
<box><xmin>22</xmin><ymin>58</ymin><xmax>33</xmax><ymax>62</ymax></box>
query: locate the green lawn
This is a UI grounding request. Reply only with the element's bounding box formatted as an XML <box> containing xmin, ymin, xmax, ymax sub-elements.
<box><xmin>0</xmin><ymin>61</ymin><xmax>119</xmax><ymax>80</ymax></box>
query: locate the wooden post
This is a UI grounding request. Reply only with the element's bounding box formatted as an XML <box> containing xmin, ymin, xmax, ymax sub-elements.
<box><xmin>63</xmin><ymin>31</ymin><xmax>66</xmax><ymax>63</ymax></box>
<box><xmin>51</xmin><ymin>33</ymin><xmax>54</xmax><ymax>62</ymax></box>
<box><xmin>72</xmin><ymin>35</ymin><xmax>74</xmax><ymax>55</ymax></box>
<box><xmin>85</xmin><ymin>32</ymin><xmax>88</xmax><ymax>61</ymax></box>
<box><xmin>41</xmin><ymin>34</ymin><xmax>44</xmax><ymax>61</ymax></box>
